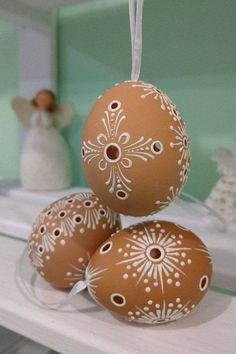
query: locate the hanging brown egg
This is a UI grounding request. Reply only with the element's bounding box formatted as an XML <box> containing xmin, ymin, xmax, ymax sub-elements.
<box><xmin>81</xmin><ymin>81</ymin><xmax>190</xmax><ymax>216</ymax></box>
<box><xmin>85</xmin><ymin>220</ymin><xmax>212</xmax><ymax>325</ymax></box>
<box><xmin>28</xmin><ymin>192</ymin><xmax>121</xmax><ymax>288</ymax></box>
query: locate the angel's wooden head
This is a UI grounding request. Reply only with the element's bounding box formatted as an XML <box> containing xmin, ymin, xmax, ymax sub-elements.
<box><xmin>32</xmin><ymin>89</ymin><xmax>57</xmax><ymax>113</ymax></box>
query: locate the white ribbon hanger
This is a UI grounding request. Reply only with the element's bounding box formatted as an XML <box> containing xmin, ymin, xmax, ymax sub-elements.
<box><xmin>129</xmin><ymin>0</ymin><xmax>144</xmax><ymax>81</ymax></box>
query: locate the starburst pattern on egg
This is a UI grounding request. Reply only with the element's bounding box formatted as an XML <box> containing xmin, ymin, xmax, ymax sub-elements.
<box><xmin>85</xmin><ymin>220</ymin><xmax>212</xmax><ymax>325</ymax></box>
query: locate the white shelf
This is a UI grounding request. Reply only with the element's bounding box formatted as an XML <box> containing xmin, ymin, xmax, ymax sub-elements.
<box><xmin>0</xmin><ymin>234</ymin><xmax>235</xmax><ymax>354</ymax></box>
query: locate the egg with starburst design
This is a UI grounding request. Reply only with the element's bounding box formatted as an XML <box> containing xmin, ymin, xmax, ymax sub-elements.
<box><xmin>85</xmin><ymin>220</ymin><xmax>212</xmax><ymax>324</ymax></box>
<box><xmin>81</xmin><ymin>81</ymin><xmax>190</xmax><ymax>216</ymax></box>
<box><xmin>28</xmin><ymin>192</ymin><xmax>121</xmax><ymax>288</ymax></box>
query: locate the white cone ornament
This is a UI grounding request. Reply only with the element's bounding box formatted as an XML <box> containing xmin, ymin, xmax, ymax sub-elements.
<box><xmin>85</xmin><ymin>220</ymin><xmax>212</xmax><ymax>325</ymax></box>
<box><xmin>81</xmin><ymin>81</ymin><xmax>190</xmax><ymax>216</ymax></box>
<box><xmin>28</xmin><ymin>192</ymin><xmax>121</xmax><ymax>288</ymax></box>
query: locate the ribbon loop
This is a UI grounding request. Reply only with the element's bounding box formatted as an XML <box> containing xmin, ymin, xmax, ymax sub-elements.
<box><xmin>16</xmin><ymin>246</ymin><xmax>88</xmax><ymax>310</ymax></box>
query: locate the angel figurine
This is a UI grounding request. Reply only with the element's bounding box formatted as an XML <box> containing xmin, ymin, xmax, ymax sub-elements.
<box><xmin>11</xmin><ymin>89</ymin><xmax>74</xmax><ymax>191</ymax></box>
<box><xmin>206</xmin><ymin>137</ymin><xmax>236</xmax><ymax>223</ymax></box>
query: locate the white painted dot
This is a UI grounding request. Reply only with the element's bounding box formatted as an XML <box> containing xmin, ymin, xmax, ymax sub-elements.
<box><xmin>175</xmin><ymin>281</ymin><xmax>181</xmax><ymax>287</ymax></box>
<box><xmin>126</xmin><ymin>243</ymin><xmax>131</xmax><ymax>248</ymax></box>
<box><xmin>102</xmin><ymin>223</ymin><xmax>107</xmax><ymax>229</ymax></box>
<box><xmin>123</xmin><ymin>274</ymin><xmax>129</xmax><ymax>280</ymax></box>
<box><xmin>124</xmin><ymin>253</ymin><xmax>128</xmax><ymax>257</ymax></box>
<box><xmin>46</xmin><ymin>256</ymin><xmax>50</xmax><ymax>261</ymax></box>
<box><xmin>145</xmin><ymin>287</ymin><xmax>151</xmax><ymax>293</ymax></box>
<box><xmin>148</xmin><ymin>300</ymin><xmax>153</xmax><ymax>305</ymax></box>
<box><xmin>60</xmin><ymin>239</ymin><xmax>66</xmax><ymax>245</ymax></box>
<box><xmin>174</xmin><ymin>272</ymin><xmax>180</xmax><ymax>278</ymax></box>
<box><xmin>180</xmin><ymin>261</ymin><xmax>185</xmax><ymax>266</ymax></box>
<box><xmin>167</xmin><ymin>278</ymin><xmax>173</xmax><ymax>284</ymax></box>
<box><xmin>66</xmin><ymin>272</ymin><xmax>72</xmax><ymax>276</ymax></box>
<box><xmin>69</xmin><ymin>282</ymin><xmax>74</xmax><ymax>286</ymax></box>
<box><xmin>118</xmin><ymin>248</ymin><xmax>123</xmax><ymax>253</ymax></box>
<box><xmin>144</xmin><ymin>278</ymin><xmax>148</xmax><ymax>284</ymax></box>
<box><xmin>135</xmin><ymin>311</ymin><xmax>141</xmax><ymax>315</ymax></box>
<box><xmin>181</xmin><ymin>252</ymin><xmax>186</xmax><ymax>257</ymax></box>
<box><xmin>126</xmin><ymin>265</ymin><xmax>131</xmax><ymax>270</ymax></box>
<box><xmin>176</xmin><ymin>298</ymin><xmax>181</xmax><ymax>303</ymax></box>
<box><xmin>80</xmin><ymin>228</ymin><xmax>85</xmax><ymax>234</ymax></box>
<box><xmin>144</xmin><ymin>307</ymin><xmax>149</xmax><ymax>311</ymax></box>
<box><xmin>131</xmin><ymin>316</ymin><xmax>135</xmax><ymax>320</ymax></box>
<box><xmin>132</xmin><ymin>273</ymin><xmax>137</xmax><ymax>277</ymax></box>
<box><xmin>168</xmin><ymin>303</ymin><xmax>174</xmax><ymax>308</ymax></box>
<box><xmin>128</xmin><ymin>311</ymin><xmax>133</xmax><ymax>316</ymax></box>
<box><xmin>177</xmin><ymin>304</ymin><xmax>183</xmax><ymax>309</ymax></box>
<box><xmin>155</xmin><ymin>304</ymin><xmax>160</xmax><ymax>309</ymax></box>
<box><xmin>187</xmin><ymin>259</ymin><xmax>192</xmax><ymax>264</ymax></box>
<box><xmin>177</xmin><ymin>240</ymin><xmax>182</xmax><ymax>245</ymax></box>
<box><xmin>78</xmin><ymin>257</ymin><xmax>84</xmax><ymax>263</ymax></box>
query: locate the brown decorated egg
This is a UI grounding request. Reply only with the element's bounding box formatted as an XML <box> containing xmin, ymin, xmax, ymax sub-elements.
<box><xmin>81</xmin><ymin>81</ymin><xmax>190</xmax><ymax>216</ymax></box>
<box><xmin>85</xmin><ymin>220</ymin><xmax>212</xmax><ymax>325</ymax></box>
<box><xmin>28</xmin><ymin>192</ymin><xmax>121</xmax><ymax>288</ymax></box>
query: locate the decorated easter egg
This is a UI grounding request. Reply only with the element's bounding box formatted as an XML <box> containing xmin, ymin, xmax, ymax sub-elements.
<box><xmin>85</xmin><ymin>220</ymin><xmax>212</xmax><ymax>324</ymax></box>
<box><xmin>81</xmin><ymin>81</ymin><xmax>190</xmax><ymax>216</ymax></box>
<box><xmin>28</xmin><ymin>192</ymin><xmax>121</xmax><ymax>288</ymax></box>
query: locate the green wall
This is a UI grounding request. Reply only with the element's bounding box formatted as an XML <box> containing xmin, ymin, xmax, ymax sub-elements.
<box><xmin>0</xmin><ymin>20</ymin><xmax>19</xmax><ymax>179</ymax></box>
<box><xmin>58</xmin><ymin>0</ymin><xmax>236</xmax><ymax>199</ymax></box>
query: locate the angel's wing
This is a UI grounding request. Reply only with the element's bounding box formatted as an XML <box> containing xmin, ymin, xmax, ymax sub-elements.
<box><xmin>11</xmin><ymin>97</ymin><xmax>35</xmax><ymax>129</ymax></box>
<box><xmin>213</xmin><ymin>148</ymin><xmax>234</xmax><ymax>173</ymax></box>
<box><xmin>54</xmin><ymin>102</ymin><xmax>75</xmax><ymax>130</ymax></box>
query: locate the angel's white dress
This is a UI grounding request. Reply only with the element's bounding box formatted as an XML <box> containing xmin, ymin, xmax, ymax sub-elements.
<box><xmin>21</xmin><ymin>111</ymin><xmax>72</xmax><ymax>190</ymax></box>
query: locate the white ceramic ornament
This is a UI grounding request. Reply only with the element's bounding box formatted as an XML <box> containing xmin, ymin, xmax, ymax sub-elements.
<box><xmin>206</xmin><ymin>137</ymin><xmax>236</xmax><ymax>223</ymax></box>
<box><xmin>11</xmin><ymin>94</ymin><xmax>74</xmax><ymax>191</ymax></box>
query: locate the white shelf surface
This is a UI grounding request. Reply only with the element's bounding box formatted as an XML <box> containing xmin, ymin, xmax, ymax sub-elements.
<box><xmin>0</xmin><ymin>187</ymin><xmax>236</xmax><ymax>353</ymax></box>
<box><xmin>0</xmin><ymin>235</ymin><xmax>235</xmax><ymax>354</ymax></box>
